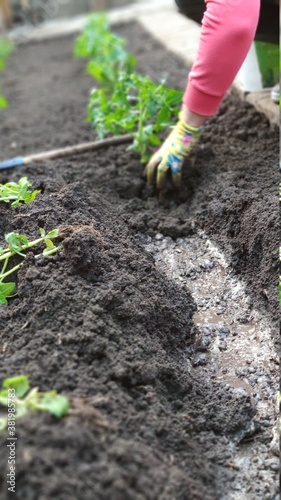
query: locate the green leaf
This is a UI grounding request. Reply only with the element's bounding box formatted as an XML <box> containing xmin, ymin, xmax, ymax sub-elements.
<box><xmin>0</xmin><ymin>282</ymin><xmax>15</xmax><ymax>296</ymax></box>
<box><xmin>3</xmin><ymin>375</ymin><xmax>30</xmax><ymax>398</ymax></box>
<box><xmin>45</xmin><ymin>239</ymin><xmax>55</xmax><ymax>249</ymax></box>
<box><xmin>46</xmin><ymin>229</ymin><xmax>59</xmax><ymax>239</ymax></box>
<box><xmin>0</xmin><ymin>177</ymin><xmax>40</xmax><ymax>207</ymax></box>
<box><xmin>74</xmin><ymin>13</ymin><xmax>136</xmax><ymax>90</ymax></box>
<box><xmin>5</xmin><ymin>232</ymin><xmax>29</xmax><ymax>255</ymax></box>
<box><xmin>149</xmin><ymin>134</ymin><xmax>161</xmax><ymax>146</ymax></box>
<box><xmin>156</xmin><ymin>107</ymin><xmax>171</xmax><ymax>128</ymax></box>
<box><xmin>0</xmin><ymin>282</ymin><xmax>16</xmax><ymax>305</ymax></box>
<box><xmin>39</xmin><ymin>392</ymin><xmax>69</xmax><ymax>418</ymax></box>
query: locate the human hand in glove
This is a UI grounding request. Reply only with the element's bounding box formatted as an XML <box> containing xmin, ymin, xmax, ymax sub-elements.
<box><xmin>145</xmin><ymin>113</ymin><xmax>202</xmax><ymax>190</ymax></box>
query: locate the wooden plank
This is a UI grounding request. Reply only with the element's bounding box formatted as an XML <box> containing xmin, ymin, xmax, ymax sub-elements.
<box><xmin>0</xmin><ymin>0</ymin><xmax>12</xmax><ymax>29</ymax></box>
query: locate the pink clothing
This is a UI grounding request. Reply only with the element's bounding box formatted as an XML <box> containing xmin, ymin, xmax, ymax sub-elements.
<box><xmin>183</xmin><ymin>0</ymin><xmax>260</xmax><ymax>116</ymax></box>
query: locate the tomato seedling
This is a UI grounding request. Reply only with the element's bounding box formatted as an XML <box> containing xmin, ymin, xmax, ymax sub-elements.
<box><xmin>75</xmin><ymin>14</ymin><xmax>183</xmax><ymax>163</ymax></box>
<box><xmin>0</xmin><ymin>228</ymin><xmax>61</xmax><ymax>304</ymax></box>
<box><xmin>74</xmin><ymin>13</ymin><xmax>136</xmax><ymax>89</ymax></box>
<box><xmin>88</xmin><ymin>72</ymin><xmax>183</xmax><ymax>163</ymax></box>
<box><xmin>0</xmin><ymin>375</ymin><xmax>69</xmax><ymax>432</ymax></box>
<box><xmin>0</xmin><ymin>177</ymin><xmax>40</xmax><ymax>207</ymax></box>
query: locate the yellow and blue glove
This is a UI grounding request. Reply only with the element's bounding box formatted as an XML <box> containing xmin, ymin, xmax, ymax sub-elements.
<box><xmin>145</xmin><ymin>114</ymin><xmax>202</xmax><ymax>189</ymax></box>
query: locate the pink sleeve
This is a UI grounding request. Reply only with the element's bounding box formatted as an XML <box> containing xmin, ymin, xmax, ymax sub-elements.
<box><xmin>183</xmin><ymin>0</ymin><xmax>260</xmax><ymax>116</ymax></box>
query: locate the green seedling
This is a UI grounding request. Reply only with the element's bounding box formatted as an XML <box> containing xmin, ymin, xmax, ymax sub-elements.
<box><xmin>0</xmin><ymin>177</ymin><xmax>40</xmax><ymax>208</ymax></box>
<box><xmin>0</xmin><ymin>228</ymin><xmax>61</xmax><ymax>304</ymax></box>
<box><xmin>74</xmin><ymin>13</ymin><xmax>136</xmax><ymax>89</ymax></box>
<box><xmin>76</xmin><ymin>14</ymin><xmax>183</xmax><ymax>163</ymax></box>
<box><xmin>0</xmin><ymin>38</ymin><xmax>14</xmax><ymax>108</ymax></box>
<box><xmin>0</xmin><ymin>375</ymin><xmax>69</xmax><ymax>432</ymax></box>
<box><xmin>88</xmin><ymin>72</ymin><xmax>183</xmax><ymax>163</ymax></box>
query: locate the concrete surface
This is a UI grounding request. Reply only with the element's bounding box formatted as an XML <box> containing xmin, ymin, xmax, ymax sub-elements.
<box><xmin>7</xmin><ymin>0</ymin><xmax>279</xmax><ymax>127</ymax></box>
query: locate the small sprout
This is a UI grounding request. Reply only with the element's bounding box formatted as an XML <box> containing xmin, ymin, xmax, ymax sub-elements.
<box><xmin>0</xmin><ymin>282</ymin><xmax>15</xmax><ymax>305</ymax></box>
<box><xmin>0</xmin><ymin>177</ymin><xmax>40</xmax><ymax>208</ymax></box>
<box><xmin>3</xmin><ymin>374</ymin><xmax>29</xmax><ymax>398</ymax></box>
<box><xmin>74</xmin><ymin>13</ymin><xmax>136</xmax><ymax>90</ymax></box>
<box><xmin>0</xmin><ymin>375</ymin><xmax>69</xmax><ymax>432</ymax></box>
<box><xmin>0</xmin><ymin>228</ymin><xmax>62</xmax><ymax>304</ymax></box>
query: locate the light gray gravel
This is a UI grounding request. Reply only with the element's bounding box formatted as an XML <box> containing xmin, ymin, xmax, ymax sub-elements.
<box><xmin>143</xmin><ymin>230</ymin><xmax>279</xmax><ymax>500</ymax></box>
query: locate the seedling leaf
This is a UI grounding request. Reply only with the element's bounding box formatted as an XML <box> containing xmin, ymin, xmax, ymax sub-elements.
<box><xmin>38</xmin><ymin>392</ymin><xmax>70</xmax><ymax>418</ymax></box>
<box><xmin>0</xmin><ymin>177</ymin><xmax>40</xmax><ymax>207</ymax></box>
<box><xmin>0</xmin><ymin>376</ymin><xmax>69</xmax><ymax>432</ymax></box>
<box><xmin>46</xmin><ymin>229</ymin><xmax>59</xmax><ymax>239</ymax></box>
<box><xmin>0</xmin><ymin>282</ymin><xmax>16</xmax><ymax>304</ymax></box>
<box><xmin>0</xmin><ymin>228</ymin><xmax>61</xmax><ymax>305</ymax></box>
<box><xmin>3</xmin><ymin>375</ymin><xmax>30</xmax><ymax>398</ymax></box>
<box><xmin>5</xmin><ymin>232</ymin><xmax>29</xmax><ymax>255</ymax></box>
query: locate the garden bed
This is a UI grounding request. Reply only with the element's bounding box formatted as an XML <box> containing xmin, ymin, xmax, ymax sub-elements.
<box><xmin>0</xmin><ymin>22</ymin><xmax>279</xmax><ymax>499</ymax></box>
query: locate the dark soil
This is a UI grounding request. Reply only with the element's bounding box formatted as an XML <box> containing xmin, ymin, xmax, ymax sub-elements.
<box><xmin>0</xmin><ymin>22</ymin><xmax>278</xmax><ymax>500</ymax></box>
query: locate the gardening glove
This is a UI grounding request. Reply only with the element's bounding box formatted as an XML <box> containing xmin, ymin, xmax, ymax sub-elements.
<box><xmin>145</xmin><ymin>113</ymin><xmax>202</xmax><ymax>189</ymax></box>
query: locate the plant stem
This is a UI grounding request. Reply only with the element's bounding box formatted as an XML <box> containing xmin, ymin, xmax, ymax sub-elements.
<box><xmin>0</xmin><ymin>237</ymin><xmax>63</xmax><ymax>283</ymax></box>
<box><xmin>0</xmin><ymin>236</ymin><xmax>46</xmax><ymax>262</ymax></box>
<box><xmin>1</xmin><ymin>257</ymin><xmax>9</xmax><ymax>276</ymax></box>
<box><xmin>0</xmin><ymin>196</ymin><xmax>18</xmax><ymax>201</ymax></box>
<box><xmin>0</xmin><ymin>244</ymin><xmax>61</xmax><ymax>282</ymax></box>
<box><xmin>43</xmin><ymin>245</ymin><xmax>63</xmax><ymax>257</ymax></box>
<box><xmin>0</xmin><ymin>263</ymin><xmax>21</xmax><ymax>281</ymax></box>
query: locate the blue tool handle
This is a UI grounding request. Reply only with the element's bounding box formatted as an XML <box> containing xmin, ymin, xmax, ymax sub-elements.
<box><xmin>0</xmin><ymin>157</ymin><xmax>25</xmax><ymax>170</ymax></box>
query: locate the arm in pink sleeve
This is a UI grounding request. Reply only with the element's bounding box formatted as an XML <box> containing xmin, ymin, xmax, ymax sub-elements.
<box><xmin>183</xmin><ymin>0</ymin><xmax>260</xmax><ymax>116</ymax></box>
